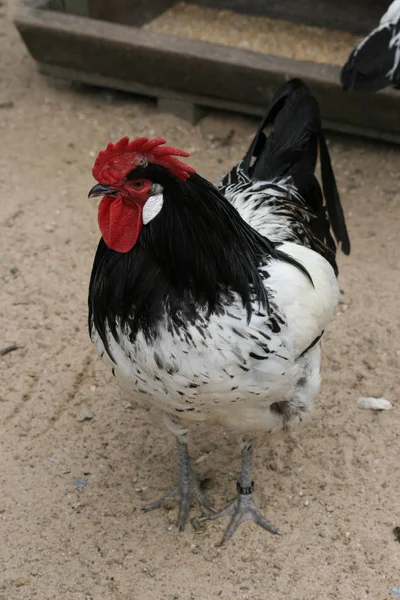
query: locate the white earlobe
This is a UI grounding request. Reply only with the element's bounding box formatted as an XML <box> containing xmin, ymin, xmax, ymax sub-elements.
<box><xmin>142</xmin><ymin>194</ymin><xmax>164</xmax><ymax>225</ymax></box>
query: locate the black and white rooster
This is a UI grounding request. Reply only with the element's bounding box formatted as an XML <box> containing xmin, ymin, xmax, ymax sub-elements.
<box><xmin>341</xmin><ymin>0</ymin><xmax>400</xmax><ymax>91</ymax></box>
<box><xmin>88</xmin><ymin>79</ymin><xmax>350</xmax><ymax>545</ymax></box>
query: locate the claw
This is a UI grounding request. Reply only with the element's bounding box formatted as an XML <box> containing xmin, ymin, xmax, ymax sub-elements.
<box><xmin>140</xmin><ymin>440</ymin><xmax>215</xmax><ymax>531</ymax></box>
<box><xmin>141</xmin><ymin>488</ymin><xmax>179</xmax><ymax>513</ymax></box>
<box><xmin>141</xmin><ymin>480</ymin><xmax>215</xmax><ymax>531</ymax></box>
<box><xmin>206</xmin><ymin>493</ymin><xmax>281</xmax><ymax>546</ymax></box>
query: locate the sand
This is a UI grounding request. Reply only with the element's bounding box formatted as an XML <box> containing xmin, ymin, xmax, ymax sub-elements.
<box><xmin>1</xmin><ymin>2</ymin><xmax>400</xmax><ymax>599</ymax></box>
<box><xmin>145</xmin><ymin>2</ymin><xmax>360</xmax><ymax>66</ymax></box>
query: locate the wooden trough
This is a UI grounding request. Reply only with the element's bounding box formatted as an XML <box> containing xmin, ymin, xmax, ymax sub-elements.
<box><xmin>14</xmin><ymin>0</ymin><xmax>400</xmax><ymax>143</ymax></box>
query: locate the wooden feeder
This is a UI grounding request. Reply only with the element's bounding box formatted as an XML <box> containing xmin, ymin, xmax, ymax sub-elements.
<box><xmin>14</xmin><ymin>0</ymin><xmax>400</xmax><ymax>142</ymax></box>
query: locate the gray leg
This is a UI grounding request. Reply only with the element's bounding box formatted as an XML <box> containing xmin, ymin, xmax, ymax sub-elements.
<box><xmin>207</xmin><ymin>437</ymin><xmax>281</xmax><ymax>546</ymax></box>
<box><xmin>141</xmin><ymin>438</ymin><xmax>215</xmax><ymax>530</ymax></box>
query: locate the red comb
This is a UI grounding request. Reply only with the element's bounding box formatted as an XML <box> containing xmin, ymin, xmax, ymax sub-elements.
<box><xmin>92</xmin><ymin>136</ymin><xmax>196</xmax><ymax>184</ymax></box>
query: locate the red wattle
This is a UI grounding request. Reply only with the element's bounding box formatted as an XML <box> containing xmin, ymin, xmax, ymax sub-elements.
<box><xmin>98</xmin><ymin>195</ymin><xmax>142</xmax><ymax>253</ymax></box>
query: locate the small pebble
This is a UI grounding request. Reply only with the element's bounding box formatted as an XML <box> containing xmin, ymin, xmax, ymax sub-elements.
<box><xmin>15</xmin><ymin>578</ymin><xmax>25</xmax><ymax>587</ymax></box>
<box><xmin>357</xmin><ymin>397</ymin><xmax>393</xmax><ymax>411</ymax></box>
<box><xmin>158</xmin><ymin>498</ymin><xmax>174</xmax><ymax>511</ymax></box>
<box><xmin>200</xmin><ymin>442</ymin><xmax>217</xmax><ymax>454</ymax></box>
<box><xmin>135</xmin><ymin>486</ymin><xmax>148</xmax><ymax>493</ymax></box>
<box><xmin>191</xmin><ymin>516</ymin><xmax>207</xmax><ymax>532</ymax></box>
<box><xmin>76</xmin><ymin>404</ymin><xmax>95</xmax><ymax>421</ymax></box>
<box><xmin>0</xmin><ymin>344</ymin><xmax>19</xmax><ymax>357</ymax></box>
<box><xmin>241</xmin><ymin>555</ymin><xmax>253</xmax><ymax>563</ymax></box>
<box><xmin>326</xmin><ymin>505</ymin><xmax>334</xmax><ymax>512</ymax></box>
<box><xmin>74</xmin><ymin>477</ymin><xmax>87</xmax><ymax>489</ymax></box>
<box><xmin>203</xmin><ymin>549</ymin><xmax>219</xmax><ymax>561</ymax></box>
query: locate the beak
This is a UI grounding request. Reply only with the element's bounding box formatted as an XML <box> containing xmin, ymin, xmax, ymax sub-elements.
<box><xmin>88</xmin><ymin>183</ymin><xmax>116</xmax><ymax>198</ymax></box>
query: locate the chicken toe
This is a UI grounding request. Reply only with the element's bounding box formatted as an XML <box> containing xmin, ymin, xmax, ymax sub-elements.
<box><xmin>205</xmin><ymin>438</ymin><xmax>280</xmax><ymax>545</ymax></box>
<box><xmin>141</xmin><ymin>439</ymin><xmax>215</xmax><ymax>530</ymax></box>
<box><xmin>209</xmin><ymin>488</ymin><xmax>281</xmax><ymax>546</ymax></box>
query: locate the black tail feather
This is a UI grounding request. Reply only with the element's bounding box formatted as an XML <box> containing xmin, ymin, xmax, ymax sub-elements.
<box><xmin>241</xmin><ymin>78</ymin><xmax>350</xmax><ymax>261</ymax></box>
<box><xmin>318</xmin><ymin>133</ymin><xmax>350</xmax><ymax>255</ymax></box>
<box><xmin>242</xmin><ymin>79</ymin><xmax>319</xmax><ymax>182</ymax></box>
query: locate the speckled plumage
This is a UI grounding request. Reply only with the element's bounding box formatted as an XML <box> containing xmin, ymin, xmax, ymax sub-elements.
<box><xmin>88</xmin><ymin>79</ymin><xmax>350</xmax><ymax>541</ymax></box>
<box><xmin>91</xmin><ymin>217</ymin><xmax>337</xmax><ymax>438</ymax></box>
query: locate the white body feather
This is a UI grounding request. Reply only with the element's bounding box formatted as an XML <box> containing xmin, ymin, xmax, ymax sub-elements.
<box><xmin>92</xmin><ymin>180</ymin><xmax>339</xmax><ymax>438</ymax></box>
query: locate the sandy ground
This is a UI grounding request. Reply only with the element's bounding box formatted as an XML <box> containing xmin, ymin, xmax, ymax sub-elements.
<box><xmin>1</xmin><ymin>2</ymin><xmax>400</xmax><ymax>600</ymax></box>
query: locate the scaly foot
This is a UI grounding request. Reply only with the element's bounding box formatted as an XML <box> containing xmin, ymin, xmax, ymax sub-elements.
<box><xmin>141</xmin><ymin>439</ymin><xmax>215</xmax><ymax>530</ymax></box>
<box><xmin>142</xmin><ymin>477</ymin><xmax>215</xmax><ymax>530</ymax></box>
<box><xmin>206</xmin><ymin>482</ymin><xmax>281</xmax><ymax>546</ymax></box>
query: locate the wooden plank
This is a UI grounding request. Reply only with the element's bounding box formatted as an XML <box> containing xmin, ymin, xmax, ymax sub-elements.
<box><xmin>157</xmin><ymin>97</ymin><xmax>208</xmax><ymax>124</ymax></box>
<box><xmin>64</xmin><ymin>1</ymin><xmax>89</xmax><ymax>16</ymax></box>
<box><xmin>24</xmin><ymin>0</ymin><xmax>49</xmax><ymax>8</ymax></box>
<box><xmin>87</xmin><ymin>0</ymin><xmax>177</xmax><ymax>27</ymax></box>
<box><xmin>47</xmin><ymin>0</ymin><xmax>65</xmax><ymax>10</ymax></box>
<box><xmin>14</xmin><ymin>3</ymin><xmax>400</xmax><ymax>143</ymax></box>
<box><xmin>36</xmin><ymin>63</ymin><xmax>400</xmax><ymax>145</ymax></box>
<box><xmin>36</xmin><ymin>63</ymin><xmax>267</xmax><ymax>116</ymax></box>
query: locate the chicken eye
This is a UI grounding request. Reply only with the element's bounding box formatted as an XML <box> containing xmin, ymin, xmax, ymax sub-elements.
<box><xmin>131</xmin><ymin>180</ymin><xmax>145</xmax><ymax>190</ymax></box>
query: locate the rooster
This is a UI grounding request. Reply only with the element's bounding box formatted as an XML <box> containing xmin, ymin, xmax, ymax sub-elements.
<box><xmin>88</xmin><ymin>79</ymin><xmax>350</xmax><ymax>546</ymax></box>
<box><xmin>341</xmin><ymin>0</ymin><xmax>400</xmax><ymax>92</ymax></box>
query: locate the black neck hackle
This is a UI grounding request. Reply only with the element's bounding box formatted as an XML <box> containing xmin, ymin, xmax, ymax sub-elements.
<box><xmin>88</xmin><ymin>166</ymin><xmax>308</xmax><ymax>359</ymax></box>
